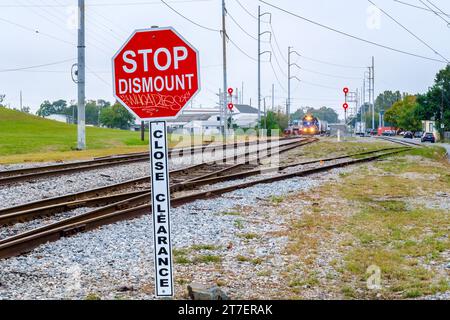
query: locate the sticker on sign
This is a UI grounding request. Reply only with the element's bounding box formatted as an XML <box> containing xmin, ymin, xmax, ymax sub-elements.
<box><xmin>112</xmin><ymin>27</ymin><xmax>200</xmax><ymax>120</ymax></box>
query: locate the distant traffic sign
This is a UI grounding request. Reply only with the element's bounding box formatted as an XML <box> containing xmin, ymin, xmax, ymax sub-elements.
<box><xmin>112</xmin><ymin>27</ymin><xmax>200</xmax><ymax>120</ymax></box>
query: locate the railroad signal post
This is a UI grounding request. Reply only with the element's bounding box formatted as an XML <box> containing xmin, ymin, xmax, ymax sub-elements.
<box><xmin>343</xmin><ymin>87</ymin><xmax>349</xmax><ymax>125</ymax></box>
<box><xmin>112</xmin><ymin>27</ymin><xmax>200</xmax><ymax>297</ymax></box>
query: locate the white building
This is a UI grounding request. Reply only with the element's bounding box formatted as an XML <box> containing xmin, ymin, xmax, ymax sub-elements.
<box><xmin>168</xmin><ymin>104</ymin><xmax>260</xmax><ymax>134</ymax></box>
<box><xmin>44</xmin><ymin>114</ymin><xmax>69</xmax><ymax>123</ymax></box>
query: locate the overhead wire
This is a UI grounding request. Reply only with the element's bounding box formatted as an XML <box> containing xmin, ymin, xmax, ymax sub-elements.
<box><xmin>259</xmin><ymin>0</ymin><xmax>448</xmax><ymax>63</ymax></box>
<box><xmin>0</xmin><ymin>58</ymin><xmax>76</xmax><ymax>73</ymax></box>
<box><xmin>160</xmin><ymin>0</ymin><xmax>220</xmax><ymax>32</ymax></box>
<box><xmin>368</xmin><ymin>0</ymin><xmax>449</xmax><ymax>63</ymax></box>
<box><xmin>393</xmin><ymin>0</ymin><xmax>450</xmax><ymax>18</ymax></box>
<box><xmin>417</xmin><ymin>0</ymin><xmax>450</xmax><ymax>25</ymax></box>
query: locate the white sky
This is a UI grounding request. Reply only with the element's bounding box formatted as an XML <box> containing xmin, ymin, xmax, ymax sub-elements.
<box><xmin>1</xmin><ymin>0</ymin><xmax>449</xmax><ymax>119</ymax></box>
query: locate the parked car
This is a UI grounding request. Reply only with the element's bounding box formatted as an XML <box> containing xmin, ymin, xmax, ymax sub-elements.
<box><xmin>382</xmin><ymin>130</ymin><xmax>396</xmax><ymax>136</ymax></box>
<box><xmin>414</xmin><ymin>131</ymin><xmax>423</xmax><ymax>138</ymax></box>
<box><xmin>421</xmin><ymin>132</ymin><xmax>436</xmax><ymax>143</ymax></box>
<box><xmin>403</xmin><ymin>131</ymin><xmax>413</xmax><ymax>139</ymax></box>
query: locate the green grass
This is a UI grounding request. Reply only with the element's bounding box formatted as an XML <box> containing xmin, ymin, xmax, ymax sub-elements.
<box><xmin>193</xmin><ymin>254</ymin><xmax>222</xmax><ymax>264</ymax></box>
<box><xmin>282</xmin><ymin>150</ymin><xmax>450</xmax><ymax>299</ymax></box>
<box><xmin>0</xmin><ymin>107</ymin><xmax>250</xmax><ymax>163</ymax></box>
<box><xmin>0</xmin><ymin>107</ymin><xmax>148</xmax><ymax>157</ymax></box>
<box><xmin>191</xmin><ymin>244</ymin><xmax>220</xmax><ymax>251</ymax></box>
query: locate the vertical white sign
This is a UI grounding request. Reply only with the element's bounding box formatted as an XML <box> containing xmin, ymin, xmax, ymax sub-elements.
<box><xmin>149</xmin><ymin>121</ymin><xmax>174</xmax><ymax>297</ymax></box>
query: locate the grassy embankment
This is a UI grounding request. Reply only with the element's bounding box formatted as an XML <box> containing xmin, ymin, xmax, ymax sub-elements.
<box><xmin>0</xmin><ymin>107</ymin><xmax>238</xmax><ymax>164</ymax></box>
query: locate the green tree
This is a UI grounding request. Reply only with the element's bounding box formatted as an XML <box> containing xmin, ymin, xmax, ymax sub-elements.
<box><xmin>291</xmin><ymin>108</ymin><xmax>305</xmax><ymax>121</ymax></box>
<box><xmin>85</xmin><ymin>100</ymin><xmax>100</xmax><ymax>125</ymax></box>
<box><xmin>305</xmin><ymin>106</ymin><xmax>339</xmax><ymax>123</ymax></box>
<box><xmin>416</xmin><ymin>65</ymin><xmax>450</xmax><ymax>135</ymax></box>
<box><xmin>36</xmin><ymin>100</ymin><xmax>55</xmax><ymax>117</ymax></box>
<box><xmin>375</xmin><ymin>90</ymin><xmax>402</xmax><ymax>113</ymax></box>
<box><xmin>99</xmin><ymin>102</ymin><xmax>135</xmax><ymax>129</ymax></box>
<box><xmin>385</xmin><ymin>95</ymin><xmax>421</xmax><ymax>131</ymax></box>
<box><xmin>259</xmin><ymin>111</ymin><xmax>289</xmax><ymax>135</ymax></box>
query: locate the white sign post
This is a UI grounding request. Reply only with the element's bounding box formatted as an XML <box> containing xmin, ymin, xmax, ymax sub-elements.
<box><xmin>149</xmin><ymin>121</ymin><xmax>174</xmax><ymax>297</ymax></box>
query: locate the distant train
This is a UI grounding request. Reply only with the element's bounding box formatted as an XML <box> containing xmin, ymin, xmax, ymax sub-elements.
<box><xmin>284</xmin><ymin>114</ymin><xmax>329</xmax><ymax>136</ymax></box>
<box><xmin>301</xmin><ymin>114</ymin><xmax>329</xmax><ymax>135</ymax></box>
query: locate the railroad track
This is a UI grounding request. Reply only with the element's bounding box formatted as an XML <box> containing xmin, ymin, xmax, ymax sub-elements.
<box><xmin>377</xmin><ymin>136</ymin><xmax>424</xmax><ymax>147</ymax></box>
<box><xmin>0</xmin><ymin>145</ymin><xmax>410</xmax><ymax>259</ymax></box>
<box><xmin>0</xmin><ymin>137</ymin><xmax>297</xmax><ymax>185</ymax></box>
<box><xmin>0</xmin><ymin>138</ymin><xmax>316</xmax><ymax>225</ymax></box>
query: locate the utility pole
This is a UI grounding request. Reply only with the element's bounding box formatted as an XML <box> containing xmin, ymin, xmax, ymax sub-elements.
<box><xmin>258</xmin><ymin>6</ymin><xmax>271</xmax><ymax>130</ymax></box>
<box><xmin>77</xmin><ymin>0</ymin><xmax>86</xmax><ymax>150</ymax></box>
<box><xmin>141</xmin><ymin>121</ymin><xmax>145</xmax><ymax>141</ymax></box>
<box><xmin>221</xmin><ymin>0</ymin><xmax>227</xmax><ymax>139</ymax></box>
<box><xmin>361</xmin><ymin>85</ymin><xmax>364</xmax><ymax>126</ymax></box>
<box><xmin>441</xmin><ymin>81</ymin><xmax>445</xmax><ymax>141</ymax></box>
<box><xmin>241</xmin><ymin>82</ymin><xmax>244</xmax><ymax>104</ymax></box>
<box><xmin>288</xmin><ymin>46</ymin><xmax>291</xmax><ymax>122</ymax></box>
<box><xmin>287</xmin><ymin>47</ymin><xmax>301</xmax><ymax>126</ymax></box>
<box><xmin>272</xmin><ymin>83</ymin><xmax>275</xmax><ymax>112</ymax></box>
<box><xmin>263</xmin><ymin>97</ymin><xmax>267</xmax><ymax>130</ymax></box>
<box><xmin>371</xmin><ymin>56</ymin><xmax>375</xmax><ymax>130</ymax></box>
<box><xmin>367</xmin><ymin>66</ymin><xmax>372</xmax><ymax>130</ymax></box>
<box><xmin>19</xmin><ymin>90</ymin><xmax>23</xmax><ymax>112</ymax></box>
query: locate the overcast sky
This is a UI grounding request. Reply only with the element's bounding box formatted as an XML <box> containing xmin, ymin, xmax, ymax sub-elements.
<box><xmin>1</xmin><ymin>0</ymin><xmax>450</xmax><ymax>119</ymax></box>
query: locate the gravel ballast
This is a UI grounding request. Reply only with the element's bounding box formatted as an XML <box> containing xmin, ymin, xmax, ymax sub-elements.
<box><xmin>0</xmin><ymin>164</ymin><xmax>353</xmax><ymax>300</ymax></box>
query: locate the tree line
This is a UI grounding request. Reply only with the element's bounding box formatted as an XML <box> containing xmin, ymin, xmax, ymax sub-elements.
<box><xmin>36</xmin><ymin>99</ymin><xmax>135</xmax><ymax>130</ymax></box>
<box><xmin>356</xmin><ymin>65</ymin><xmax>450</xmax><ymax>134</ymax></box>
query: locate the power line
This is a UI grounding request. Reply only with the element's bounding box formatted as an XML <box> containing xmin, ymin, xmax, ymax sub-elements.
<box><xmin>227</xmin><ymin>10</ymin><xmax>259</xmax><ymax>41</ymax></box>
<box><xmin>160</xmin><ymin>0</ymin><xmax>220</xmax><ymax>32</ymax></box>
<box><xmin>269</xmin><ymin>41</ymin><xmax>287</xmax><ymax>77</ymax></box>
<box><xmin>228</xmin><ymin>37</ymin><xmax>258</xmax><ymax>61</ymax></box>
<box><xmin>86</xmin><ymin>65</ymin><xmax>111</xmax><ymax>87</ymax></box>
<box><xmin>0</xmin><ymin>58</ymin><xmax>75</xmax><ymax>73</ymax></box>
<box><xmin>300</xmin><ymin>67</ymin><xmax>362</xmax><ymax>80</ymax></box>
<box><xmin>0</xmin><ymin>17</ymin><xmax>75</xmax><ymax>45</ymax></box>
<box><xmin>0</xmin><ymin>0</ymin><xmax>212</xmax><ymax>7</ymax></box>
<box><xmin>234</xmin><ymin>0</ymin><xmax>258</xmax><ymax>20</ymax></box>
<box><xmin>300</xmin><ymin>55</ymin><xmax>366</xmax><ymax>69</ymax></box>
<box><xmin>269</xmin><ymin>60</ymin><xmax>287</xmax><ymax>92</ymax></box>
<box><xmin>418</xmin><ymin>0</ymin><xmax>450</xmax><ymax>25</ymax></box>
<box><xmin>393</xmin><ymin>0</ymin><xmax>450</xmax><ymax>18</ymax></box>
<box><xmin>300</xmin><ymin>80</ymin><xmax>341</xmax><ymax>91</ymax></box>
<box><xmin>368</xmin><ymin>0</ymin><xmax>449</xmax><ymax>63</ymax></box>
<box><xmin>268</xmin><ymin>22</ymin><xmax>288</xmax><ymax>64</ymax></box>
<box><xmin>259</xmin><ymin>0</ymin><xmax>448</xmax><ymax>63</ymax></box>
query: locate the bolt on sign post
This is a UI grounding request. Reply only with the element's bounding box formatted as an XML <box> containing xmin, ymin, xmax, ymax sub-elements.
<box><xmin>112</xmin><ymin>27</ymin><xmax>200</xmax><ymax>297</ymax></box>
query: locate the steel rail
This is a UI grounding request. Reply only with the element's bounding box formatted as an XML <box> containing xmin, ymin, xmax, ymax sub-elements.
<box><xmin>0</xmin><ymin>147</ymin><xmax>410</xmax><ymax>259</ymax></box>
<box><xmin>0</xmin><ymin>139</ymin><xmax>316</xmax><ymax>224</ymax></box>
<box><xmin>0</xmin><ymin>137</ymin><xmax>299</xmax><ymax>184</ymax></box>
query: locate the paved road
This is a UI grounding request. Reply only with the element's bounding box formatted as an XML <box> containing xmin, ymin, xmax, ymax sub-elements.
<box><xmin>380</xmin><ymin>136</ymin><xmax>450</xmax><ymax>161</ymax></box>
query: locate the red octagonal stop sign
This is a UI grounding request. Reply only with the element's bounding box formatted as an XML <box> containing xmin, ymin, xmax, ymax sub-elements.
<box><xmin>112</xmin><ymin>27</ymin><xmax>200</xmax><ymax>120</ymax></box>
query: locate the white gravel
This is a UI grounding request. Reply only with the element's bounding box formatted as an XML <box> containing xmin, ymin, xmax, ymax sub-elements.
<box><xmin>0</xmin><ymin>165</ymin><xmax>351</xmax><ymax>300</ymax></box>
